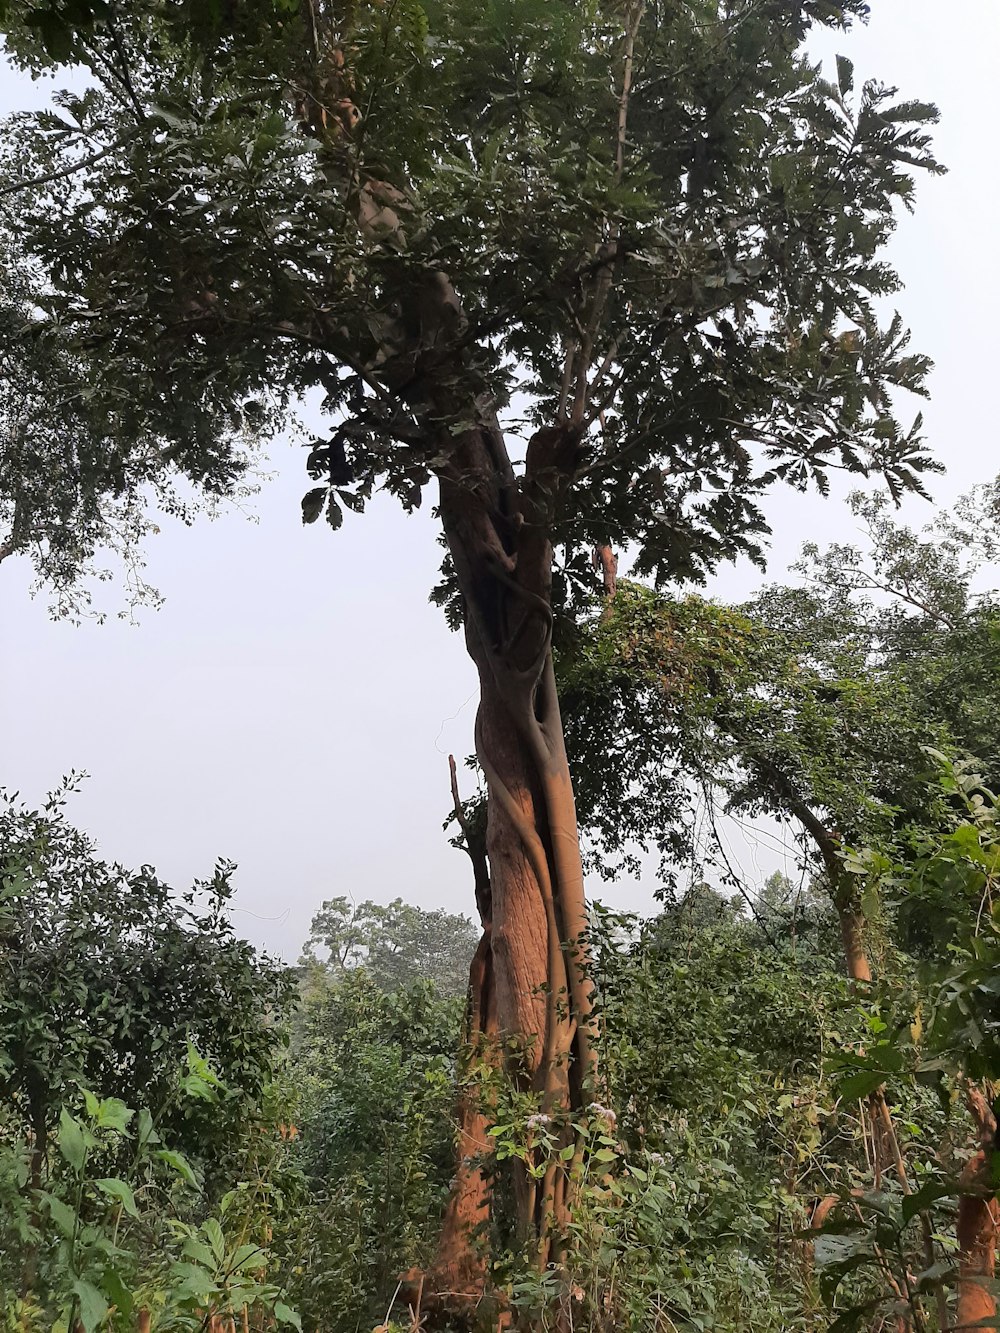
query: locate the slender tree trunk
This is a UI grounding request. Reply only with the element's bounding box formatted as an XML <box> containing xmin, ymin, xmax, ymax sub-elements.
<box><xmin>956</xmin><ymin>1086</ymin><xmax>998</xmax><ymax>1332</ymax></box>
<box><xmin>838</xmin><ymin>897</ymin><xmax>872</xmax><ymax>985</ymax></box>
<box><xmin>20</xmin><ymin>1105</ymin><xmax>47</xmax><ymax>1299</ymax></box>
<box><xmin>759</xmin><ymin>775</ymin><xmax>931</xmax><ymax>1329</ymax></box>
<box><xmin>592</xmin><ymin>543</ymin><xmax>618</xmax><ymax>602</ymax></box>
<box><xmin>431</xmin><ymin>931</ymin><xmax>499</xmax><ymax>1292</ymax></box>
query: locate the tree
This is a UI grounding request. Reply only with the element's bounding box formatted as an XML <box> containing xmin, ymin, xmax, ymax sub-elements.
<box><xmin>300</xmin><ymin>894</ymin><xmax>478</xmax><ymax>998</ymax></box>
<box><xmin>0</xmin><ymin>777</ymin><xmax>291</xmax><ymax>1185</ymax></box>
<box><xmin>0</xmin><ymin>0</ymin><xmax>941</xmax><ymax>1286</ymax></box>
<box><xmin>0</xmin><ymin>234</ymin><xmax>270</xmax><ymax>620</ymax></box>
<box><xmin>555</xmin><ymin>495</ymin><xmax>1000</xmax><ymax>1327</ymax></box>
<box><xmin>285</xmin><ymin>967</ymin><xmax>462</xmax><ymax>1329</ymax></box>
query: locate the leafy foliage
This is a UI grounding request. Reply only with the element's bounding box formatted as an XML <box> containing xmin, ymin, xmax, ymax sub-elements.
<box><xmin>0</xmin><ymin>777</ymin><xmax>293</xmax><ymax>1184</ymax></box>
<box><xmin>0</xmin><ymin>786</ymin><xmax>299</xmax><ymax>1329</ymax></box>
<box><xmin>0</xmin><ymin>0</ymin><xmax>941</xmax><ymax>610</ymax></box>
<box><xmin>281</xmin><ymin>969</ymin><xmax>463</xmax><ymax>1330</ymax></box>
<box><xmin>560</xmin><ymin>475</ymin><xmax>1000</xmax><ymax>896</ymax></box>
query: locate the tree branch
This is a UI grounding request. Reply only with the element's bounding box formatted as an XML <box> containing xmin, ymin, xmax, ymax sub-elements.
<box><xmin>0</xmin><ymin>132</ymin><xmax>140</xmax><ymax>199</ymax></box>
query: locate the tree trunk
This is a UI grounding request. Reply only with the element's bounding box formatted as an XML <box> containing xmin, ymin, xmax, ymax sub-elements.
<box><xmin>838</xmin><ymin>897</ymin><xmax>872</xmax><ymax>985</ymax></box>
<box><xmin>956</xmin><ymin>1087</ymin><xmax>998</xmax><ymax>1332</ymax></box>
<box><xmin>434</xmin><ymin>408</ymin><xmax>598</xmax><ymax>1266</ymax></box>
<box><xmin>418</xmin><ymin>762</ymin><xmax>500</xmax><ymax>1315</ymax></box>
<box><xmin>431</xmin><ymin>931</ymin><xmax>499</xmax><ymax>1296</ymax></box>
<box><xmin>592</xmin><ymin>543</ymin><xmax>618</xmax><ymax>601</ymax></box>
<box><xmin>764</xmin><ymin>778</ymin><xmax>928</xmax><ymax>1329</ymax></box>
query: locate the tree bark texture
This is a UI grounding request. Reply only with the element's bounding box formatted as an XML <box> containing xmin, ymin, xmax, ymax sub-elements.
<box><xmin>418</xmin><ymin>762</ymin><xmax>499</xmax><ymax>1314</ymax></box>
<box><xmin>956</xmin><ymin>1087</ymin><xmax>999</xmax><ymax>1332</ymax></box>
<box><xmin>434</xmin><ymin>405</ymin><xmax>598</xmax><ymax>1265</ymax></box>
<box><xmin>417</xmin><ymin>928</ymin><xmax>500</xmax><ymax>1314</ymax></box>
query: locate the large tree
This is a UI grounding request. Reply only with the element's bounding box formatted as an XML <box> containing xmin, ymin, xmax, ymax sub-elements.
<box><xmin>0</xmin><ymin>0</ymin><xmax>941</xmax><ymax>1289</ymax></box>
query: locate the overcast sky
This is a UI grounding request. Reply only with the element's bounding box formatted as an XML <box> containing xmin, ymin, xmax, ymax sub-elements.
<box><xmin>2</xmin><ymin>1</ymin><xmax>997</xmax><ymax>960</ymax></box>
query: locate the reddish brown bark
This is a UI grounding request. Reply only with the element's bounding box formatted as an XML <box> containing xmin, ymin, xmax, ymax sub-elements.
<box><xmin>421</xmin><ymin>762</ymin><xmax>498</xmax><ymax>1312</ymax></box>
<box><xmin>956</xmin><ymin>1087</ymin><xmax>999</xmax><ymax>1332</ymax></box>
<box><xmin>592</xmin><ymin>543</ymin><xmax>618</xmax><ymax>601</ymax></box>
<box><xmin>435</xmin><ymin>410</ymin><xmax>598</xmax><ymax>1270</ymax></box>
<box><xmin>838</xmin><ymin>898</ymin><xmax>873</xmax><ymax>985</ymax></box>
<box><xmin>432</xmin><ymin>934</ymin><xmax>498</xmax><ymax>1295</ymax></box>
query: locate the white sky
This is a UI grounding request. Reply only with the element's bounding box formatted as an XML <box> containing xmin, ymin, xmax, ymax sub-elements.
<box><xmin>1</xmin><ymin>1</ymin><xmax>997</xmax><ymax>959</ymax></box>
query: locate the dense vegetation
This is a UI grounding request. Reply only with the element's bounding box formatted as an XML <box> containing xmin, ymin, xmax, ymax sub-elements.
<box><xmin>3</xmin><ymin>482</ymin><xmax>999</xmax><ymax>1330</ymax></box>
<box><xmin>1</xmin><ymin>0</ymin><xmax>997</xmax><ymax>1329</ymax></box>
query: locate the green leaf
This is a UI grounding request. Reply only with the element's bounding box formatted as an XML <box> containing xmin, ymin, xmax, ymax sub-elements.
<box><xmin>95</xmin><ymin>1178</ymin><xmax>139</xmax><ymax>1218</ymax></box>
<box><xmin>156</xmin><ymin>1149</ymin><xmax>199</xmax><ymax>1189</ymax></box>
<box><xmin>137</xmin><ymin>1108</ymin><xmax>158</xmax><ymax>1150</ymax></box>
<box><xmin>901</xmin><ymin>1179</ymin><xmax>951</xmax><ymax>1225</ymax></box>
<box><xmin>100</xmin><ymin>1268</ymin><xmax>133</xmax><ymax>1320</ymax></box>
<box><xmin>59</xmin><ymin>1108</ymin><xmax>87</xmax><ymax>1173</ymax></box>
<box><xmin>181</xmin><ymin>1238</ymin><xmax>217</xmax><ymax>1270</ymax></box>
<box><xmin>836</xmin><ymin>55</ymin><xmax>855</xmax><ymax>96</ymax></box>
<box><xmin>44</xmin><ymin>1192</ymin><xmax>77</xmax><ymax>1238</ymax></box>
<box><xmin>72</xmin><ymin>1277</ymin><xmax>108</xmax><ymax>1333</ymax></box>
<box><xmin>274</xmin><ymin>1302</ymin><xmax>302</xmax><ymax>1330</ymax></box>
<box><xmin>203</xmin><ymin>1216</ymin><xmax>226</xmax><ymax>1265</ymax></box>
<box><xmin>301</xmin><ymin>487</ymin><xmax>327</xmax><ymax>525</ymax></box>
<box><xmin>96</xmin><ymin>1097</ymin><xmax>133</xmax><ymax>1134</ymax></box>
<box><xmin>837</xmin><ymin>1069</ymin><xmax>886</xmax><ymax>1101</ymax></box>
<box><xmin>230</xmin><ymin>1242</ymin><xmax>264</xmax><ymax>1272</ymax></box>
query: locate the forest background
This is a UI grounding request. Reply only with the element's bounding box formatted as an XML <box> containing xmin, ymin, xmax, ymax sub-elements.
<box><xmin>1</xmin><ymin>0</ymin><xmax>997</xmax><ymax>961</ymax></box>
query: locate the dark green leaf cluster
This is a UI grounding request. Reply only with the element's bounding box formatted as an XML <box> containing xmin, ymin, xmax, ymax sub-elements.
<box><xmin>281</xmin><ymin>967</ymin><xmax>462</xmax><ymax>1329</ymax></box>
<box><xmin>0</xmin><ymin>0</ymin><xmax>941</xmax><ymax>605</ymax></box>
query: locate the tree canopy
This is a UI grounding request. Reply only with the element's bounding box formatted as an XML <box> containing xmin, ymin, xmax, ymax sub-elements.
<box><xmin>0</xmin><ymin>0</ymin><xmax>941</xmax><ymax>605</ymax></box>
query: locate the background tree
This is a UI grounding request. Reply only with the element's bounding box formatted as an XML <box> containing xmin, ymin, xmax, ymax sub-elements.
<box><xmin>300</xmin><ymin>894</ymin><xmax>478</xmax><ymax>999</ymax></box>
<box><xmin>0</xmin><ymin>780</ymin><xmax>298</xmax><ymax>1330</ymax></box>
<box><xmin>553</xmin><ymin>486</ymin><xmax>1000</xmax><ymax>1329</ymax></box>
<box><xmin>285</xmin><ymin>967</ymin><xmax>462</xmax><ymax>1330</ymax></box>
<box><xmin>0</xmin><ymin>777</ymin><xmax>292</xmax><ymax>1186</ymax></box>
<box><xmin>560</xmin><ymin>469</ymin><xmax>1000</xmax><ymax>966</ymax></box>
<box><xmin>0</xmin><ymin>0</ymin><xmax>942</xmax><ymax>1282</ymax></box>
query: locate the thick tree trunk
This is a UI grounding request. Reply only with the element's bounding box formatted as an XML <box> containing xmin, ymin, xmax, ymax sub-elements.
<box><xmin>434</xmin><ymin>408</ymin><xmax>598</xmax><ymax>1266</ymax></box>
<box><xmin>438</xmin><ymin>414</ymin><xmax>595</xmax><ymax>1059</ymax></box>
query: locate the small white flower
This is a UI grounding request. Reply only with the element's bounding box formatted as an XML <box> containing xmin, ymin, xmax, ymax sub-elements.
<box><xmin>526</xmin><ymin>1113</ymin><xmax>551</xmax><ymax>1131</ymax></box>
<box><xmin>587</xmin><ymin>1102</ymin><xmax>617</xmax><ymax>1128</ymax></box>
